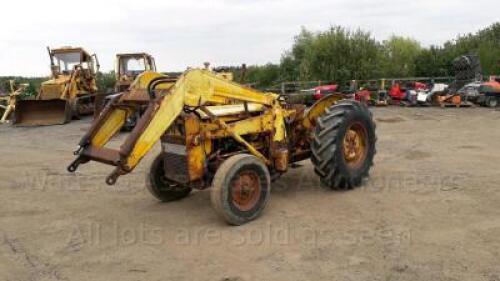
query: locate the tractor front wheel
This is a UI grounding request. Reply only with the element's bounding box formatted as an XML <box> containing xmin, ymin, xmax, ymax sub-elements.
<box><xmin>311</xmin><ymin>100</ymin><xmax>376</xmax><ymax>189</ymax></box>
<box><xmin>146</xmin><ymin>153</ymin><xmax>192</xmax><ymax>202</ymax></box>
<box><xmin>486</xmin><ymin>97</ymin><xmax>498</xmax><ymax>108</ymax></box>
<box><xmin>210</xmin><ymin>154</ymin><xmax>271</xmax><ymax>225</ymax></box>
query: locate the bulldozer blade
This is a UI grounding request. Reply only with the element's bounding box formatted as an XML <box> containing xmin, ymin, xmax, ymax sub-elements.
<box><xmin>13</xmin><ymin>99</ymin><xmax>72</xmax><ymax>126</ymax></box>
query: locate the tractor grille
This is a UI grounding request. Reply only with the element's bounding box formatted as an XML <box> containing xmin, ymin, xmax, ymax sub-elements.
<box><xmin>162</xmin><ymin>143</ymin><xmax>189</xmax><ymax>183</ymax></box>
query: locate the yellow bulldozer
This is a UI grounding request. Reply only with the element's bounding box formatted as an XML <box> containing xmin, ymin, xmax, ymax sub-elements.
<box><xmin>14</xmin><ymin>46</ymin><xmax>99</xmax><ymax>126</ymax></box>
<box><xmin>94</xmin><ymin>53</ymin><xmax>157</xmax><ymax>130</ymax></box>
<box><xmin>115</xmin><ymin>53</ymin><xmax>156</xmax><ymax>92</ymax></box>
<box><xmin>68</xmin><ymin>69</ymin><xmax>376</xmax><ymax>225</ymax></box>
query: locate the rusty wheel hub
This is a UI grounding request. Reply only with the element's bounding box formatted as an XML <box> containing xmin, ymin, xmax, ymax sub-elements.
<box><xmin>343</xmin><ymin>122</ymin><xmax>368</xmax><ymax>169</ymax></box>
<box><xmin>231</xmin><ymin>171</ymin><xmax>261</xmax><ymax>211</ymax></box>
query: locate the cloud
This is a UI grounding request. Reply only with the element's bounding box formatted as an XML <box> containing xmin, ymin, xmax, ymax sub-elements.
<box><xmin>0</xmin><ymin>0</ymin><xmax>497</xmax><ymax>76</ymax></box>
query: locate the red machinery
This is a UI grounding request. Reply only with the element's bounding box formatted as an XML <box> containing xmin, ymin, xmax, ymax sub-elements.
<box><xmin>312</xmin><ymin>85</ymin><xmax>338</xmax><ymax>101</ymax></box>
<box><xmin>389</xmin><ymin>83</ymin><xmax>406</xmax><ymax>100</ymax></box>
<box><xmin>354</xmin><ymin>89</ymin><xmax>371</xmax><ymax>105</ymax></box>
<box><xmin>389</xmin><ymin>81</ymin><xmax>429</xmax><ymax>105</ymax></box>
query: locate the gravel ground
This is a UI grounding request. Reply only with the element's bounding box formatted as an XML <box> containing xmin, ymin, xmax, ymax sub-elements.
<box><xmin>1</xmin><ymin>107</ymin><xmax>500</xmax><ymax>281</ymax></box>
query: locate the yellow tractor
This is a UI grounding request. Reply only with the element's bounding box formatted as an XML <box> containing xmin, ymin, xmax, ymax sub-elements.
<box><xmin>68</xmin><ymin>69</ymin><xmax>376</xmax><ymax>225</ymax></box>
<box><xmin>14</xmin><ymin>47</ymin><xmax>99</xmax><ymax>126</ymax></box>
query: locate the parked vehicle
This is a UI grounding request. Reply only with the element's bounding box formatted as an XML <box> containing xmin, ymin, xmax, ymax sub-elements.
<box><xmin>457</xmin><ymin>82</ymin><xmax>482</xmax><ymax>102</ymax></box>
<box><xmin>96</xmin><ymin>53</ymin><xmax>158</xmax><ymax>131</ymax></box>
<box><xmin>292</xmin><ymin>85</ymin><xmax>339</xmax><ymax>106</ymax></box>
<box><xmin>389</xmin><ymin>81</ymin><xmax>428</xmax><ymax>106</ymax></box>
<box><xmin>354</xmin><ymin>89</ymin><xmax>371</xmax><ymax>105</ymax></box>
<box><xmin>477</xmin><ymin>80</ymin><xmax>500</xmax><ymax>107</ymax></box>
<box><xmin>14</xmin><ymin>46</ymin><xmax>100</xmax><ymax>126</ymax></box>
<box><xmin>416</xmin><ymin>83</ymin><xmax>449</xmax><ymax>105</ymax></box>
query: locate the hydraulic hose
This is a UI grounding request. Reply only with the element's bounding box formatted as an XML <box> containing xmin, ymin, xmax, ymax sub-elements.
<box><xmin>147</xmin><ymin>77</ymin><xmax>177</xmax><ymax>101</ymax></box>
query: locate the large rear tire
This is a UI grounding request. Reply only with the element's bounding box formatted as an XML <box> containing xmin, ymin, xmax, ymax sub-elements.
<box><xmin>210</xmin><ymin>154</ymin><xmax>271</xmax><ymax>225</ymax></box>
<box><xmin>311</xmin><ymin>100</ymin><xmax>376</xmax><ymax>189</ymax></box>
<box><xmin>146</xmin><ymin>153</ymin><xmax>192</xmax><ymax>202</ymax></box>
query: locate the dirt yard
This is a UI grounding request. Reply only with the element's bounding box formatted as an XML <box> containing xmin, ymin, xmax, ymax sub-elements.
<box><xmin>1</xmin><ymin>107</ymin><xmax>500</xmax><ymax>281</ymax></box>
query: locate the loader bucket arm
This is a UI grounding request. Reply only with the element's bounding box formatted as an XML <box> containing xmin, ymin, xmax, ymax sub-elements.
<box><xmin>68</xmin><ymin>69</ymin><xmax>279</xmax><ymax>185</ymax></box>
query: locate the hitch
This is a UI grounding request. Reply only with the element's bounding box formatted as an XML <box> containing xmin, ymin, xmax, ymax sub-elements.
<box><xmin>67</xmin><ymin>156</ymin><xmax>87</xmax><ymax>173</ymax></box>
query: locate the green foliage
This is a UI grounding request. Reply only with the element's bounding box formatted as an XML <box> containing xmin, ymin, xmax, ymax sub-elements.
<box><xmin>414</xmin><ymin>46</ymin><xmax>451</xmax><ymax>77</ymax></box>
<box><xmin>428</xmin><ymin>22</ymin><xmax>500</xmax><ymax>76</ymax></box>
<box><xmin>281</xmin><ymin>26</ymin><xmax>383</xmax><ymax>82</ymax></box>
<box><xmin>95</xmin><ymin>71</ymin><xmax>116</xmax><ymax>93</ymax></box>
<box><xmin>479</xmin><ymin>41</ymin><xmax>500</xmax><ymax>76</ymax></box>
<box><xmin>280</xmin><ymin>28</ymin><xmax>315</xmax><ymax>81</ymax></box>
<box><xmin>381</xmin><ymin>36</ymin><xmax>422</xmax><ymax>77</ymax></box>
<box><xmin>240</xmin><ymin>22</ymin><xmax>499</xmax><ymax>88</ymax></box>
<box><xmin>0</xmin><ymin>77</ymin><xmax>46</xmax><ymax>98</ymax></box>
<box><xmin>244</xmin><ymin>64</ymin><xmax>281</xmax><ymax>89</ymax></box>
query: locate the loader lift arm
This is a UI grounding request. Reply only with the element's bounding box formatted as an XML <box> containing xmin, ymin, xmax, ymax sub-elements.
<box><xmin>68</xmin><ymin>69</ymin><xmax>285</xmax><ymax>185</ymax></box>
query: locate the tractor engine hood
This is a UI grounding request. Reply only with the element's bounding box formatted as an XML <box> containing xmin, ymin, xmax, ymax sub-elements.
<box><xmin>39</xmin><ymin>76</ymin><xmax>71</xmax><ymax>100</ymax></box>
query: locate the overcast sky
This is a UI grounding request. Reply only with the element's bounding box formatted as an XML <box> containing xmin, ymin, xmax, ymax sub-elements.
<box><xmin>0</xmin><ymin>0</ymin><xmax>497</xmax><ymax>76</ymax></box>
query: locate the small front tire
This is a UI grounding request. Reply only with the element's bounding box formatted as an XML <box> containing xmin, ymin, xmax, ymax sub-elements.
<box><xmin>486</xmin><ymin>97</ymin><xmax>498</xmax><ymax>108</ymax></box>
<box><xmin>146</xmin><ymin>153</ymin><xmax>192</xmax><ymax>202</ymax></box>
<box><xmin>210</xmin><ymin>154</ymin><xmax>271</xmax><ymax>225</ymax></box>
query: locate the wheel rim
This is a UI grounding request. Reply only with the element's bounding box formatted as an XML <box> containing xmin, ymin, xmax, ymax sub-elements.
<box><xmin>231</xmin><ymin>170</ymin><xmax>261</xmax><ymax>212</ymax></box>
<box><xmin>343</xmin><ymin>122</ymin><xmax>368</xmax><ymax>169</ymax></box>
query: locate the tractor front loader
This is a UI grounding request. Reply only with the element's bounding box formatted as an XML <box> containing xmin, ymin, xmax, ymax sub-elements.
<box><xmin>68</xmin><ymin>69</ymin><xmax>376</xmax><ymax>225</ymax></box>
<box><xmin>14</xmin><ymin>47</ymin><xmax>99</xmax><ymax>126</ymax></box>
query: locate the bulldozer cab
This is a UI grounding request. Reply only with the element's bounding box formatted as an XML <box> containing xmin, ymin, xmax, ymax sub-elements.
<box><xmin>115</xmin><ymin>53</ymin><xmax>156</xmax><ymax>92</ymax></box>
<box><xmin>49</xmin><ymin>47</ymin><xmax>99</xmax><ymax>78</ymax></box>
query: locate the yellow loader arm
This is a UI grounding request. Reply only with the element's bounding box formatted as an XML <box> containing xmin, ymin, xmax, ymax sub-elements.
<box><xmin>68</xmin><ymin>69</ymin><xmax>283</xmax><ymax>185</ymax></box>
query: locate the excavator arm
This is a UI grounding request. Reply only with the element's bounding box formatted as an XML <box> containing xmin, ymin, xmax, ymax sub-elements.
<box><xmin>68</xmin><ymin>69</ymin><xmax>282</xmax><ymax>185</ymax></box>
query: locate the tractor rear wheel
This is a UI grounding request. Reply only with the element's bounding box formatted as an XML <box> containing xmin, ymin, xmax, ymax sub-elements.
<box><xmin>311</xmin><ymin>100</ymin><xmax>376</xmax><ymax>189</ymax></box>
<box><xmin>210</xmin><ymin>154</ymin><xmax>271</xmax><ymax>225</ymax></box>
<box><xmin>146</xmin><ymin>153</ymin><xmax>192</xmax><ymax>202</ymax></box>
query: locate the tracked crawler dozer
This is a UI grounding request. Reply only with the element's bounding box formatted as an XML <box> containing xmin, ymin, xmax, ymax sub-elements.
<box><xmin>14</xmin><ymin>47</ymin><xmax>99</xmax><ymax>126</ymax></box>
<box><xmin>114</xmin><ymin>53</ymin><xmax>156</xmax><ymax>92</ymax></box>
<box><xmin>69</xmin><ymin>69</ymin><xmax>376</xmax><ymax>225</ymax></box>
<box><xmin>94</xmin><ymin>53</ymin><xmax>157</xmax><ymax>129</ymax></box>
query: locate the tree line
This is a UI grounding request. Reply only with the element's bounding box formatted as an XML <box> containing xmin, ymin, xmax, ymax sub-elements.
<box><xmin>239</xmin><ymin>22</ymin><xmax>500</xmax><ymax>89</ymax></box>
<box><xmin>2</xmin><ymin>22</ymin><xmax>498</xmax><ymax>94</ymax></box>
